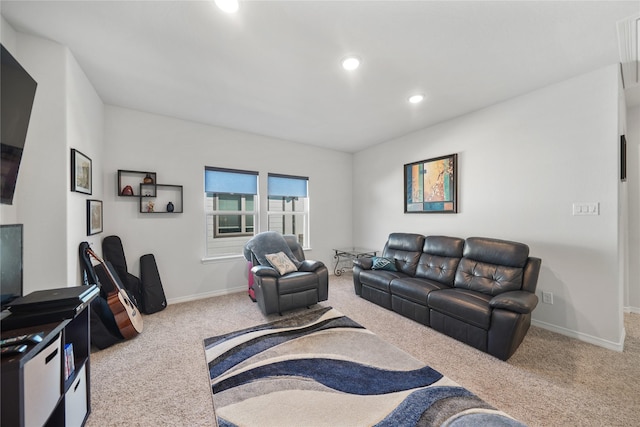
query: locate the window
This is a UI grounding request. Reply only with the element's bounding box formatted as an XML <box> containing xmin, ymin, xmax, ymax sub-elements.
<box><xmin>267</xmin><ymin>174</ymin><xmax>309</xmax><ymax>248</ymax></box>
<box><xmin>205</xmin><ymin>167</ymin><xmax>258</xmax><ymax>258</ymax></box>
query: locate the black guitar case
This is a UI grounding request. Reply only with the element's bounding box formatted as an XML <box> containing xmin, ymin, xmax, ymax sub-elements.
<box><xmin>102</xmin><ymin>235</ymin><xmax>143</xmax><ymax>310</ymax></box>
<box><xmin>140</xmin><ymin>254</ymin><xmax>167</xmax><ymax>314</ymax></box>
<box><xmin>78</xmin><ymin>242</ymin><xmax>123</xmax><ymax>348</ymax></box>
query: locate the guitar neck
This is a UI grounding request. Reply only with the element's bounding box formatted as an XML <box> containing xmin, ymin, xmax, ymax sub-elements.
<box><xmin>86</xmin><ymin>248</ymin><xmax>123</xmax><ymax>293</ymax></box>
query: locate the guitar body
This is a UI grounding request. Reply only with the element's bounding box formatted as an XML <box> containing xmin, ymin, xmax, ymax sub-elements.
<box><xmin>87</xmin><ymin>247</ymin><xmax>143</xmax><ymax>340</ymax></box>
<box><xmin>106</xmin><ymin>289</ymin><xmax>144</xmax><ymax>339</ymax></box>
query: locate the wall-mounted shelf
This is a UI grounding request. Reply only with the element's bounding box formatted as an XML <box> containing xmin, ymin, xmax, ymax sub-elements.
<box><xmin>139</xmin><ymin>184</ymin><xmax>183</xmax><ymax>214</ymax></box>
<box><xmin>117</xmin><ymin>170</ymin><xmax>156</xmax><ymax>197</ymax></box>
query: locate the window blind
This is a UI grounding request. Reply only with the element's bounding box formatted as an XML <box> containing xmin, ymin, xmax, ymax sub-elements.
<box><xmin>268</xmin><ymin>174</ymin><xmax>308</xmax><ymax>197</ymax></box>
<box><xmin>205</xmin><ymin>167</ymin><xmax>258</xmax><ymax>195</ymax></box>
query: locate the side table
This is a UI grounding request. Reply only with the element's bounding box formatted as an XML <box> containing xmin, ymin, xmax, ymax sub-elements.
<box><xmin>333</xmin><ymin>248</ymin><xmax>378</xmax><ymax>276</ymax></box>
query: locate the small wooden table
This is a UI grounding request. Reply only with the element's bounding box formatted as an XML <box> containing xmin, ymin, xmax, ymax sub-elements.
<box><xmin>332</xmin><ymin>248</ymin><xmax>377</xmax><ymax>276</ymax></box>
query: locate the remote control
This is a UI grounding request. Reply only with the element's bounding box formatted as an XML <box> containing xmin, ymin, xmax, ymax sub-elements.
<box><xmin>0</xmin><ymin>332</ymin><xmax>44</xmax><ymax>347</ymax></box>
<box><xmin>0</xmin><ymin>344</ymin><xmax>28</xmax><ymax>356</ymax></box>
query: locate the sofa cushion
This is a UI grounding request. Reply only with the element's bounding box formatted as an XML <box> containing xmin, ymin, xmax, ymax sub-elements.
<box><xmin>244</xmin><ymin>231</ymin><xmax>301</xmax><ymax>267</ymax></box>
<box><xmin>413</xmin><ymin>236</ymin><xmax>464</xmax><ymax>284</ymax></box>
<box><xmin>463</xmin><ymin>237</ymin><xmax>529</xmax><ymax>268</ymax></box>
<box><xmin>454</xmin><ymin>258</ymin><xmax>524</xmax><ymax>296</ymax></box>
<box><xmin>428</xmin><ymin>288</ymin><xmax>493</xmax><ymax>330</ymax></box>
<box><xmin>386</xmin><ymin>233</ymin><xmax>425</xmax><ymax>252</ymax></box>
<box><xmin>382</xmin><ymin>233</ymin><xmax>424</xmax><ymax>276</ymax></box>
<box><xmin>276</xmin><ymin>272</ymin><xmax>319</xmax><ymax>295</ymax></box>
<box><xmin>423</xmin><ymin>235</ymin><xmax>465</xmax><ymax>258</ymax></box>
<box><xmin>371</xmin><ymin>256</ymin><xmax>398</xmax><ymax>271</ymax></box>
<box><xmin>390</xmin><ymin>277</ymin><xmax>449</xmax><ymax>305</ymax></box>
<box><xmin>360</xmin><ymin>269</ymin><xmax>406</xmax><ymax>292</ymax></box>
<box><xmin>415</xmin><ymin>254</ymin><xmax>460</xmax><ymax>284</ymax></box>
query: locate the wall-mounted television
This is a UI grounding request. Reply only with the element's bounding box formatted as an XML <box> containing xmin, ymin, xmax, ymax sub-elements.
<box><xmin>0</xmin><ymin>224</ymin><xmax>23</xmax><ymax>308</ymax></box>
<box><xmin>1</xmin><ymin>44</ymin><xmax>38</xmax><ymax>205</ymax></box>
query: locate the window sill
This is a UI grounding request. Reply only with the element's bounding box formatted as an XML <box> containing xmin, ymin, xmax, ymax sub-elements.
<box><xmin>201</xmin><ymin>254</ymin><xmax>244</xmax><ymax>264</ymax></box>
<box><xmin>202</xmin><ymin>247</ymin><xmax>312</xmax><ymax>264</ymax></box>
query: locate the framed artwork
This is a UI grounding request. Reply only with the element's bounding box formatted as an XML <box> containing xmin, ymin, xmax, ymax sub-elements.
<box><xmin>404</xmin><ymin>153</ymin><xmax>458</xmax><ymax>213</ymax></box>
<box><xmin>621</xmin><ymin>135</ymin><xmax>627</xmax><ymax>182</ymax></box>
<box><xmin>87</xmin><ymin>199</ymin><xmax>103</xmax><ymax>235</ymax></box>
<box><xmin>71</xmin><ymin>149</ymin><xmax>92</xmax><ymax>194</ymax></box>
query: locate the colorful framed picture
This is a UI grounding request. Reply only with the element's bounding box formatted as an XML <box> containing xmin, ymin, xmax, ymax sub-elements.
<box><xmin>404</xmin><ymin>153</ymin><xmax>458</xmax><ymax>213</ymax></box>
<box><xmin>71</xmin><ymin>149</ymin><xmax>92</xmax><ymax>194</ymax></box>
<box><xmin>87</xmin><ymin>199</ymin><xmax>103</xmax><ymax>235</ymax></box>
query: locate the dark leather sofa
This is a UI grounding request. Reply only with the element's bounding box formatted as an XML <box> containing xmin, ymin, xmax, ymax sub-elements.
<box><xmin>353</xmin><ymin>233</ymin><xmax>541</xmax><ymax>360</ymax></box>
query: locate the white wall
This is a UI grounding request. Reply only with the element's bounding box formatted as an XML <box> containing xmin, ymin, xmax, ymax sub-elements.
<box><xmin>102</xmin><ymin>106</ymin><xmax>353</xmax><ymax>303</ymax></box>
<box><xmin>65</xmin><ymin>50</ymin><xmax>104</xmax><ymax>285</ymax></box>
<box><xmin>353</xmin><ymin>65</ymin><xmax>624</xmax><ymax>349</ymax></box>
<box><xmin>1</xmin><ymin>21</ymin><xmax>104</xmax><ymax>292</ymax></box>
<box><xmin>2</xmin><ymin>30</ymin><xmax>68</xmax><ymax>292</ymax></box>
<box><xmin>626</xmin><ymin>105</ymin><xmax>640</xmax><ymax>313</ymax></box>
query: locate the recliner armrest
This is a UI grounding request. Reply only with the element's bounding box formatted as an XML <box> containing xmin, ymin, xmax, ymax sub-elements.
<box><xmin>353</xmin><ymin>257</ymin><xmax>373</xmax><ymax>270</ymax></box>
<box><xmin>490</xmin><ymin>291</ymin><xmax>538</xmax><ymax>314</ymax></box>
<box><xmin>252</xmin><ymin>265</ymin><xmax>279</xmax><ymax>278</ymax></box>
<box><xmin>298</xmin><ymin>260</ymin><xmax>324</xmax><ymax>272</ymax></box>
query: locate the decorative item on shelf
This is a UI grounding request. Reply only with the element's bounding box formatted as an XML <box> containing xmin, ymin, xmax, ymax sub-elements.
<box><xmin>121</xmin><ymin>185</ymin><xmax>134</xmax><ymax>196</ymax></box>
<box><xmin>166</xmin><ymin>201</ymin><xmax>174</xmax><ymax>212</ymax></box>
<box><xmin>143</xmin><ymin>173</ymin><xmax>154</xmax><ymax>184</ymax></box>
<box><xmin>147</xmin><ymin>201</ymin><xmax>155</xmax><ymax>213</ymax></box>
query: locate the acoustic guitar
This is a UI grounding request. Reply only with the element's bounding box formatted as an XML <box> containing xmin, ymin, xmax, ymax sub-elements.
<box><xmin>86</xmin><ymin>247</ymin><xmax>144</xmax><ymax>339</ymax></box>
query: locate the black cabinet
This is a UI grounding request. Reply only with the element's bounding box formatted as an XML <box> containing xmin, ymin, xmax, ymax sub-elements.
<box><xmin>1</xmin><ymin>306</ymin><xmax>91</xmax><ymax>427</ymax></box>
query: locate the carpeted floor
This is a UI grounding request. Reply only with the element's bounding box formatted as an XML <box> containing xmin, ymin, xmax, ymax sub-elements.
<box><xmin>86</xmin><ymin>274</ymin><xmax>640</xmax><ymax>426</ymax></box>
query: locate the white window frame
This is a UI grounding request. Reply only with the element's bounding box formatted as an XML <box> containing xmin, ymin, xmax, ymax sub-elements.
<box><xmin>204</xmin><ymin>167</ymin><xmax>259</xmax><ymax>259</ymax></box>
<box><xmin>266</xmin><ymin>174</ymin><xmax>310</xmax><ymax>248</ymax></box>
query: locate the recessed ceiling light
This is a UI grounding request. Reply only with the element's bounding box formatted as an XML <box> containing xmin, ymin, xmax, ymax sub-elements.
<box><xmin>341</xmin><ymin>56</ymin><xmax>361</xmax><ymax>71</ymax></box>
<box><xmin>408</xmin><ymin>94</ymin><xmax>425</xmax><ymax>104</ymax></box>
<box><xmin>214</xmin><ymin>0</ymin><xmax>239</xmax><ymax>13</ymax></box>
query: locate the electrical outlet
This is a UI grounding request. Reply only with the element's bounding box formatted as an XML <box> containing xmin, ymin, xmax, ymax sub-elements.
<box><xmin>542</xmin><ymin>291</ymin><xmax>554</xmax><ymax>304</ymax></box>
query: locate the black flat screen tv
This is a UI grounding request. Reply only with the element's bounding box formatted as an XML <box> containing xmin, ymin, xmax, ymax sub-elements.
<box><xmin>1</xmin><ymin>44</ymin><xmax>38</xmax><ymax>205</ymax></box>
<box><xmin>0</xmin><ymin>224</ymin><xmax>23</xmax><ymax>308</ymax></box>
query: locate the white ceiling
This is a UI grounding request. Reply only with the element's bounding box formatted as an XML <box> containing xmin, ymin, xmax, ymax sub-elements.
<box><xmin>1</xmin><ymin>1</ymin><xmax>638</xmax><ymax>153</ymax></box>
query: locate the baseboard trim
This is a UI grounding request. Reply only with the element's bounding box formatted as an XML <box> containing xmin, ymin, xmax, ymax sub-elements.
<box><xmin>531</xmin><ymin>319</ymin><xmax>625</xmax><ymax>352</ymax></box>
<box><xmin>624</xmin><ymin>306</ymin><xmax>640</xmax><ymax>314</ymax></box>
<box><xmin>167</xmin><ymin>285</ymin><xmax>246</xmax><ymax>305</ymax></box>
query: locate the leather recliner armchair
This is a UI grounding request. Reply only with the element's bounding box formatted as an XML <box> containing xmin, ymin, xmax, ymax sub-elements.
<box><xmin>244</xmin><ymin>231</ymin><xmax>329</xmax><ymax>315</ymax></box>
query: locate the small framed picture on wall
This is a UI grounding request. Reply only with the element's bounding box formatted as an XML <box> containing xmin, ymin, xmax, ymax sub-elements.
<box><xmin>71</xmin><ymin>149</ymin><xmax>92</xmax><ymax>194</ymax></box>
<box><xmin>87</xmin><ymin>199</ymin><xmax>103</xmax><ymax>235</ymax></box>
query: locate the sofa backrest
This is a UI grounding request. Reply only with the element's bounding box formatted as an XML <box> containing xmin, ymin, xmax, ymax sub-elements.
<box><xmin>382</xmin><ymin>233</ymin><xmax>424</xmax><ymax>276</ymax></box>
<box><xmin>415</xmin><ymin>236</ymin><xmax>465</xmax><ymax>285</ymax></box>
<box><xmin>284</xmin><ymin>234</ymin><xmax>305</xmax><ymax>262</ymax></box>
<box><xmin>454</xmin><ymin>237</ymin><xmax>529</xmax><ymax>296</ymax></box>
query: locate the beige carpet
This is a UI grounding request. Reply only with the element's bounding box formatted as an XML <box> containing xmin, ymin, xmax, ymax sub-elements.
<box><xmin>86</xmin><ymin>275</ymin><xmax>640</xmax><ymax>426</ymax></box>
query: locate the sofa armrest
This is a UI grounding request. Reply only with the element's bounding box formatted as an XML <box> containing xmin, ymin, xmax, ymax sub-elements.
<box><xmin>490</xmin><ymin>291</ymin><xmax>538</xmax><ymax>314</ymax></box>
<box><xmin>252</xmin><ymin>265</ymin><xmax>279</xmax><ymax>278</ymax></box>
<box><xmin>298</xmin><ymin>259</ymin><xmax>324</xmax><ymax>272</ymax></box>
<box><xmin>353</xmin><ymin>257</ymin><xmax>373</xmax><ymax>270</ymax></box>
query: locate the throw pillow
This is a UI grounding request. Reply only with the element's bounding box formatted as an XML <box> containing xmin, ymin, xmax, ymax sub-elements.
<box><xmin>371</xmin><ymin>256</ymin><xmax>398</xmax><ymax>271</ymax></box>
<box><xmin>265</xmin><ymin>252</ymin><xmax>298</xmax><ymax>275</ymax></box>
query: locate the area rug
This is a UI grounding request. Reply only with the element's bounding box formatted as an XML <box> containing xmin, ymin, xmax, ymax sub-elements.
<box><xmin>204</xmin><ymin>307</ymin><xmax>525</xmax><ymax>427</ymax></box>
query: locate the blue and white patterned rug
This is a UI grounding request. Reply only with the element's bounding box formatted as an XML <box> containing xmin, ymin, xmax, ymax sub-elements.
<box><xmin>204</xmin><ymin>307</ymin><xmax>525</xmax><ymax>427</ymax></box>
